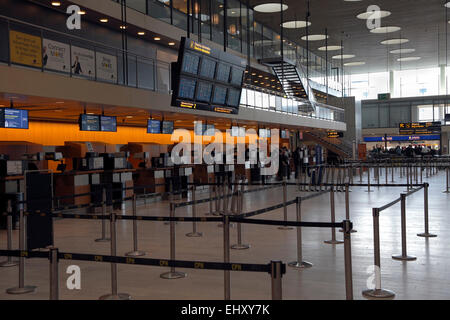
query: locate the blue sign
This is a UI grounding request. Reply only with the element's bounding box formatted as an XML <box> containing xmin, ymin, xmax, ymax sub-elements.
<box><xmin>0</xmin><ymin>108</ymin><xmax>29</xmax><ymax>129</ymax></box>
<box><xmin>147</xmin><ymin>120</ymin><xmax>161</xmax><ymax>134</ymax></box>
<box><xmin>364</xmin><ymin>135</ymin><xmax>441</xmax><ymax>142</ymax></box>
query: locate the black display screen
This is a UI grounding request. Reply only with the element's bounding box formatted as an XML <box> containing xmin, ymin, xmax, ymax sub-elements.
<box><xmin>182</xmin><ymin>52</ymin><xmax>200</xmax><ymax>75</ymax></box>
<box><xmin>196</xmin><ymin>82</ymin><xmax>213</xmax><ymax>103</ymax></box>
<box><xmin>80</xmin><ymin>114</ymin><xmax>100</xmax><ymax>131</ymax></box>
<box><xmin>100</xmin><ymin>116</ymin><xmax>117</xmax><ymax>132</ymax></box>
<box><xmin>227</xmin><ymin>88</ymin><xmax>241</xmax><ymax>107</ymax></box>
<box><xmin>178</xmin><ymin>77</ymin><xmax>197</xmax><ymax>99</ymax></box>
<box><xmin>162</xmin><ymin>121</ymin><xmax>174</xmax><ymax>134</ymax></box>
<box><xmin>0</xmin><ymin>108</ymin><xmax>29</xmax><ymax>129</ymax></box>
<box><xmin>199</xmin><ymin>58</ymin><xmax>216</xmax><ymax>79</ymax></box>
<box><xmin>216</xmin><ymin>64</ymin><xmax>231</xmax><ymax>83</ymax></box>
<box><xmin>230</xmin><ymin>67</ymin><xmax>244</xmax><ymax>86</ymax></box>
<box><xmin>213</xmin><ymin>86</ymin><xmax>227</xmax><ymax>105</ymax></box>
<box><xmin>148</xmin><ymin>120</ymin><xmax>161</xmax><ymax>134</ymax></box>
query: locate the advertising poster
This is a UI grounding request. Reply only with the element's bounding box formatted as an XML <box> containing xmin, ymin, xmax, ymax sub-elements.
<box><xmin>71</xmin><ymin>46</ymin><xmax>95</xmax><ymax>79</ymax></box>
<box><xmin>43</xmin><ymin>39</ymin><xmax>70</xmax><ymax>73</ymax></box>
<box><xmin>9</xmin><ymin>30</ymin><xmax>42</xmax><ymax>67</ymax></box>
<box><xmin>96</xmin><ymin>52</ymin><xmax>117</xmax><ymax>82</ymax></box>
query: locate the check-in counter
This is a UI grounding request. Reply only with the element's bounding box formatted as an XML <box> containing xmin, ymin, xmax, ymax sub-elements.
<box><xmin>54</xmin><ymin>172</ymin><xmax>91</xmax><ymax>206</ymax></box>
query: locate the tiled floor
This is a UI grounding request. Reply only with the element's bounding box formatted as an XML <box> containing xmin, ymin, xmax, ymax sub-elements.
<box><xmin>0</xmin><ymin>168</ymin><xmax>448</xmax><ymax>300</ymax></box>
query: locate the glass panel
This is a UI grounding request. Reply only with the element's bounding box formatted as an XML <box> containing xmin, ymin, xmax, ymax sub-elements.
<box><xmin>148</xmin><ymin>0</ymin><xmax>171</xmax><ymax>21</ymax></box>
<box><xmin>127</xmin><ymin>0</ymin><xmax>146</xmax><ymax>13</ymax></box>
<box><xmin>362</xmin><ymin>105</ymin><xmax>379</xmax><ymax>128</ymax></box>
<box><xmin>211</xmin><ymin>0</ymin><xmax>224</xmax><ymax>46</ymax></box>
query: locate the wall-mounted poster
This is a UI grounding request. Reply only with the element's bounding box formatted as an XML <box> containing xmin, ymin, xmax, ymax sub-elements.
<box><xmin>96</xmin><ymin>52</ymin><xmax>117</xmax><ymax>82</ymax></box>
<box><xmin>71</xmin><ymin>46</ymin><xmax>95</xmax><ymax>79</ymax></box>
<box><xmin>9</xmin><ymin>30</ymin><xmax>42</xmax><ymax>67</ymax></box>
<box><xmin>43</xmin><ymin>39</ymin><xmax>70</xmax><ymax>73</ymax></box>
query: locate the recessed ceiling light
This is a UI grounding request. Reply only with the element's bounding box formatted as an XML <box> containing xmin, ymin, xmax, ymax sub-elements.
<box><xmin>318</xmin><ymin>45</ymin><xmax>342</xmax><ymax>51</ymax></box>
<box><xmin>370</xmin><ymin>26</ymin><xmax>401</xmax><ymax>34</ymax></box>
<box><xmin>397</xmin><ymin>57</ymin><xmax>421</xmax><ymax>62</ymax></box>
<box><xmin>55</xmin><ymin>101</ymin><xmax>65</xmax><ymax>104</ymax></box>
<box><xmin>381</xmin><ymin>38</ymin><xmax>409</xmax><ymax>45</ymax></box>
<box><xmin>253</xmin><ymin>3</ymin><xmax>288</xmax><ymax>13</ymax></box>
<box><xmin>78</xmin><ymin>10</ymin><xmax>86</xmax><ymax>15</ymax></box>
<box><xmin>344</xmin><ymin>61</ymin><xmax>366</xmax><ymax>66</ymax></box>
<box><xmin>51</xmin><ymin>1</ymin><xmax>61</xmax><ymax>6</ymax></box>
<box><xmin>445</xmin><ymin>2</ymin><xmax>450</xmax><ymax>8</ymax></box>
<box><xmin>138</xmin><ymin>31</ymin><xmax>146</xmax><ymax>36</ymax></box>
<box><xmin>357</xmin><ymin>10</ymin><xmax>391</xmax><ymax>20</ymax></box>
<box><xmin>301</xmin><ymin>34</ymin><xmax>329</xmax><ymax>41</ymax></box>
<box><xmin>100</xmin><ymin>18</ymin><xmax>108</xmax><ymax>23</ymax></box>
<box><xmin>390</xmin><ymin>48</ymin><xmax>416</xmax><ymax>54</ymax></box>
<box><xmin>120</xmin><ymin>25</ymin><xmax>127</xmax><ymax>29</ymax></box>
<box><xmin>168</xmin><ymin>42</ymin><xmax>176</xmax><ymax>46</ymax></box>
<box><xmin>154</xmin><ymin>37</ymin><xmax>161</xmax><ymax>41</ymax></box>
<box><xmin>332</xmin><ymin>54</ymin><xmax>356</xmax><ymax>60</ymax></box>
<box><xmin>281</xmin><ymin>20</ymin><xmax>311</xmax><ymax>29</ymax></box>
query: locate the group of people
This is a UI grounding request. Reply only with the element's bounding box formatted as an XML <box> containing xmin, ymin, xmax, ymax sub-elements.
<box><xmin>278</xmin><ymin>146</ymin><xmax>312</xmax><ymax>180</ymax></box>
<box><xmin>370</xmin><ymin>144</ymin><xmax>440</xmax><ymax>158</ymax></box>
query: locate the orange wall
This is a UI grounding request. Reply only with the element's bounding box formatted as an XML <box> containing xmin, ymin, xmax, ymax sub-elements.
<box><xmin>0</xmin><ymin>121</ymin><xmax>260</xmax><ymax>146</ymax></box>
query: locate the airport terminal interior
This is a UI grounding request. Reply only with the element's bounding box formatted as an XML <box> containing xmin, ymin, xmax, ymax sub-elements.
<box><xmin>1</xmin><ymin>0</ymin><xmax>450</xmax><ymax>301</ymax></box>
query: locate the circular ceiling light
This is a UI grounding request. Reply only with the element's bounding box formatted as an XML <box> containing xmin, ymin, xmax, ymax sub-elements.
<box><xmin>301</xmin><ymin>34</ymin><xmax>329</xmax><ymax>41</ymax></box>
<box><xmin>281</xmin><ymin>20</ymin><xmax>311</xmax><ymax>29</ymax></box>
<box><xmin>381</xmin><ymin>38</ymin><xmax>409</xmax><ymax>45</ymax></box>
<box><xmin>254</xmin><ymin>3</ymin><xmax>288</xmax><ymax>13</ymax></box>
<box><xmin>332</xmin><ymin>54</ymin><xmax>356</xmax><ymax>60</ymax></box>
<box><xmin>318</xmin><ymin>45</ymin><xmax>342</xmax><ymax>51</ymax></box>
<box><xmin>390</xmin><ymin>48</ymin><xmax>416</xmax><ymax>54</ymax></box>
<box><xmin>370</xmin><ymin>26</ymin><xmax>401</xmax><ymax>34</ymax></box>
<box><xmin>344</xmin><ymin>61</ymin><xmax>366</xmax><ymax>66</ymax></box>
<box><xmin>357</xmin><ymin>10</ymin><xmax>391</xmax><ymax>20</ymax></box>
<box><xmin>397</xmin><ymin>57</ymin><xmax>421</xmax><ymax>62</ymax></box>
<box><xmin>445</xmin><ymin>2</ymin><xmax>450</xmax><ymax>8</ymax></box>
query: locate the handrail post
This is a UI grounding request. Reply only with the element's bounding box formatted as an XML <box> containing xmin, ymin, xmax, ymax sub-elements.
<box><xmin>362</xmin><ymin>208</ymin><xmax>395</xmax><ymax>299</ymax></box>
<box><xmin>343</xmin><ymin>220</ymin><xmax>354</xmax><ymax>300</ymax></box>
<box><xmin>0</xmin><ymin>200</ymin><xmax>19</xmax><ymax>267</ymax></box>
<box><xmin>271</xmin><ymin>261</ymin><xmax>283</xmax><ymax>300</ymax></box>
<box><xmin>95</xmin><ymin>187</ymin><xmax>110</xmax><ymax>242</ymax></box>
<box><xmin>161</xmin><ymin>203</ymin><xmax>187</xmax><ymax>279</ymax></box>
<box><xmin>289</xmin><ymin>198</ymin><xmax>312</xmax><ymax>268</ymax></box>
<box><xmin>6</xmin><ymin>208</ymin><xmax>36</xmax><ymax>294</ymax></box>
<box><xmin>392</xmin><ymin>194</ymin><xmax>416</xmax><ymax>261</ymax></box>
<box><xmin>325</xmin><ymin>186</ymin><xmax>344</xmax><ymax>245</ymax></box>
<box><xmin>418</xmin><ymin>183</ymin><xmax>437</xmax><ymax>238</ymax></box>
<box><xmin>126</xmin><ymin>193</ymin><xmax>146</xmax><ymax>257</ymax></box>
<box><xmin>49</xmin><ymin>248</ymin><xmax>59</xmax><ymax>300</ymax></box>
<box><xmin>187</xmin><ymin>185</ymin><xmax>203</xmax><ymax>237</ymax></box>
<box><xmin>100</xmin><ymin>210</ymin><xmax>131</xmax><ymax>300</ymax></box>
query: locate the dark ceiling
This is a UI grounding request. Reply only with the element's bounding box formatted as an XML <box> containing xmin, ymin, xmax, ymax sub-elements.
<box><xmin>249</xmin><ymin>0</ymin><xmax>449</xmax><ymax>74</ymax></box>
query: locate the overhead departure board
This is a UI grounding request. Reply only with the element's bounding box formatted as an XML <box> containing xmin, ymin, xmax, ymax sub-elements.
<box><xmin>171</xmin><ymin>37</ymin><xmax>247</xmax><ymax>115</ymax></box>
<box><xmin>0</xmin><ymin>108</ymin><xmax>29</xmax><ymax>129</ymax></box>
<box><xmin>399</xmin><ymin>122</ymin><xmax>441</xmax><ymax>135</ymax></box>
<box><xmin>100</xmin><ymin>116</ymin><xmax>117</xmax><ymax>132</ymax></box>
<box><xmin>79</xmin><ymin>114</ymin><xmax>100</xmax><ymax>131</ymax></box>
<box><xmin>162</xmin><ymin>121</ymin><xmax>174</xmax><ymax>134</ymax></box>
<box><xmin>147</xmin><ymin>119</ymin><xmax>161</xmax><ymax>134</ymax></box>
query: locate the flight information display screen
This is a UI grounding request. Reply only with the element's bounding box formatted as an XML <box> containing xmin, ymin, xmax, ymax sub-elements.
<box><xmin>100</xmin><ymin>116</ymin><xmax>117</xmax><ymax>132</ymax></box>
<box><xmin>0</xmin><ymin>108</ymin><xmax>29</xmax><ymax>129</ymax></box>
<box><xmin>79</xmin><ymin>114</ymin><xmax>100</xmax><ymax>131</ymax></box>
<box><xmin>162</xmin><ymin>121</ymin><xmax>174</xmax><ymax>134</ymax></box>
<box><xmin>171</xmin><ymin>37</ymin><xmax>246</xmax><ymax>115</ymax></box>
<box><xmin>147</xmin><ymin>120</ymin><xmax>161</xmax><ymax>134</ymax></box>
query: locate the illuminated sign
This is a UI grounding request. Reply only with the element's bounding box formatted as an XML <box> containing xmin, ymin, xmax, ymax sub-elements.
<box><xmin>399</xmin><ymin>122</ymin><xmax>441</xmax><ymax>135</ymax></box>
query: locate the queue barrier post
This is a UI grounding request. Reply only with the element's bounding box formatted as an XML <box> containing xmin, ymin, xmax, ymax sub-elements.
<box><xmin>362</xmin><ymin>208</ymin><xmax>395</xmax><ymax>300</ymax></box>
<box><xmin>100</xmin><ymin>210</ymin><xmax>131</xmax><ymax>300</ymax></box>
<box><xmin>443</xmin><ymin>167</ymin><xmax>450</xmax><ymax>193</ymax></box>
<box><xmin>324</xmin><ymin>187</ymin><xmax>344</xmax><ymax>245</ymax></box>
<box><xmin>223</xmin><ymin>215</ymin><xmax>231</xmax><ymax>300</ymax></box>
<box><xmin>343</xmin><ymin>220</ymin><xmax>354</xmax><ymax>300</ymax></box>
<box><xmin>271</xmin><ymin>261</ymin><xmax>283</xmax><ymax>300</ymax></box>
<box><xmin>340</xmin><ymin>184</ymin><xmax>357</xmax><ymax>233</ymax></box>
<box><xmin>288</xmin><ymin>198</ymin><xmax>312</xmax><ymax>269</ymax></box>
<box><xmin>392</xmin><ymin>194</ymin><xmax>416</xmax><ymax>261</ymax></box>
<box><xmin>49</xmin><ymin>247</ymin><xmax>59</xmax><ymax>300</ymax></box>
<box><xmin>6</xmin><ymin>208</ymin><xmax>37</xmax><ymax>295</ymax></box>
<box><xmin>95</xmin><ymin>188</ymin><xmax>110</xmax><ymax>243</ymax></box>
<box><xmin>418</xmin><ymin>183</ymin><xmax>437</xmax><ymax>238</ymax></box>
<box><xmin>126</xmin><ymin>193</ymin><xmax>146</xmax><ymax>257</ymax></box>
<box><xmin>0</xmin><ymin>200</ymin><xmax>19</xmax><ymax>267</ymax></box>
<box><xmin>231</xmin><ymin>187</ymin><xmax>250</xmax><ymax>250</ymax></box>
<box><xmin>366</xmin><ymin>164</ymin><xmax>372</xmax><ymax>193</ymax></box>
<box><xmin>278</xmin><ymin>181</ymin><xmax>293</xmax><ymax>230</ymax></box>
<box><xmin>186</xmin><ymin>185</ymin><xmax>203</xmax><ymax>237</ymax></box>
<box><xmin>161</xmin><ymin>203</ymin><xmax>187</xmax><ymax>279</ymax></box>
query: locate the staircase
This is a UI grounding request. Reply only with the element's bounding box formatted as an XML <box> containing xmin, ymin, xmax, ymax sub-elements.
<box><xmin>303</xmin><ymin>131</ymin><xmax>353</xmax><ymax>159</ymax></box>
<box><xmin>259</xmin><ymin>57</ymin><xmax>316</xmax><ymax>114</ymax></box>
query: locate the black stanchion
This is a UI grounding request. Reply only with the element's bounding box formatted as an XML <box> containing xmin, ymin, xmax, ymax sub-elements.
<box><xmin>95</xmin><ymin>188</ymin><xmax>110</xmax><ymax>243</ymax></box>
<box><xmin>0</xmin><ymin>201</ymin><xmax>19</xmax><ymax>268</ymax></box>
<box><xmin>288</xmin><ymin>198</ymin><xmax>312</xmax><ymax>269</ymax></box>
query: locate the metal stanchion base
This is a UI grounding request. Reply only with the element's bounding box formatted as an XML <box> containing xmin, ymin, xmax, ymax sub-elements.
<box><xmin>186</xmin><ymin>232</ymin><xmax>203</xmax><ymax>237</ymax></box>
<box><xmin>231</xmin><ymin>244</ymin><xmax>250</xmax><ymax>250</ymax></box>
<box><xmin>362</xmin><ymin>289</ymin><xmax>395</xmax><ymax>300</ymax></box>
<box><xmin>0</xmin><ymin>260</ymin><xmax>19</xmax><ymax>268</ymax></box>
<box><xmin>6</xmin><ymin>286</ymin><xmax>36</xmax><ymax>295</ymax></box>
<box><xmin>160</xmin><ymin>271</ymin><xmax>187</xmax><ymax>279</ymax></box>
<box><xmin>324</xmin><ymin>240</ymin><xmax>344</xmax><ymax>245</ymax></box>
<box><xmin>288</xmin><ymin>261</ymin><xmax>313</xmax><ymax>269</ymax></box>
<box><xmin>125</xmin><ymin>251</ymin><xmax>146</xmax><ymax>257</ymax></box>
<box><xmin>94</xmin><ymin>238</ymin><xmax>111</xmax><ymax>242</ymax></box>
<box><xmin>417</xmin><ymin>233</ymin><xmax>437</xmax><ymax>238</ymax></box>
<box><xmin>392</xmin><ymin>254</ymin><xmax>417</xmax><ymax>261</ymax></box>
<box><xmin>278</xmin><ymin>226</ymin><xmax>294</xmax><ymax>230</ymax></box>
<box><xmin>99</xmin><ymin>293</ymin><xmax>131</xmax><ymax>300</ymax></box>
<box><xmin>442</xmin><ymin>190</ymin><xmax>450</xmax><ymax>194</ymax></box>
